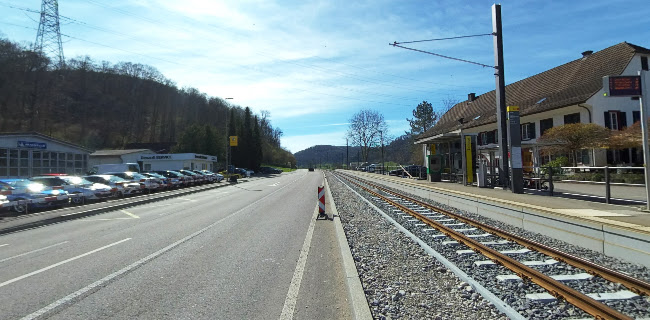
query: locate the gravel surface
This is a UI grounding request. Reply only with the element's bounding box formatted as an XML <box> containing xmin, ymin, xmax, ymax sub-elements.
<box><xmin>328</xmin><ymin>171</ymin><xmax>650</xmax><ymax>319</ymax></box>
<box><xmin>327</xmin><ymin>172</ymin><xmax>507</xmax><ymax>320</ymax></box>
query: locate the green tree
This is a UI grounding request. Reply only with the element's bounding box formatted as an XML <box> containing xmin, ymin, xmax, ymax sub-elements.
<box><xmin>407</xmin><ymin>101</ymin><xmax>438</xmax><ymax>136</ymax></box>
<box><xmin>203</xmin><ymin>125</ymin><xmax>219</xmax><ymax>156</ymax></box>
<box><xmin>537</xmin><ymin>123</ymin><xmax>610</xmax><ymax>166</ymax></box>
<box><xmin>253</xmin><ymin>115</ymin><xmax>263</xmax><ymax>170</ymax></box>
<box><xmin>173</xmin><ymin>124</ymin><xmax>205</xmax><ymax>153</ymax></box>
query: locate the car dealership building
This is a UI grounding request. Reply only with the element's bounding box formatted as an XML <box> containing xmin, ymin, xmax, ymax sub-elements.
<box><xmin>0</xmin><ymin>132</ymin><xmax>92</xmax><ymax>178</ymax></box>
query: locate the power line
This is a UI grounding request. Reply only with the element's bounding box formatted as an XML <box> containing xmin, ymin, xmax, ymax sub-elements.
<box><xmin>34</xmin><ymin>0</ymin><xmax>64</xmax><ymax>68</ymax></box>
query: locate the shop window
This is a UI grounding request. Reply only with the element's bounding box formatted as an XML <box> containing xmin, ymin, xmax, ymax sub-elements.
<box><xmin>0</xmin><ymin>148</ymin><xmax>7</xmax><ymax>167</ymax></box>
<box><xmin>144</xmin><ymin>164</ymin><xmax>152</xmax><ymax>171</ymax></box>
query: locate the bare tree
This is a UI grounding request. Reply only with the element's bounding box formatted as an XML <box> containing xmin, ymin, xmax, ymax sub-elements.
<box><xmin>347</xmin><ymin>109</ymin><xmax>388</xmax><ymax>162</ymax></box>
<box><xmin>441</xmin><ymin>96</ymin><xmax>459</xmax><ymax>113</ymax></box>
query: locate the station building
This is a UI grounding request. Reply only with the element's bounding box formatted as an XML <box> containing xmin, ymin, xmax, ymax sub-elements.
<box><xmin>0</xmin><ymin>132</ymin><xmax>92</xmax><ymax>178</ymax></box>
<box><xmin>415</xmin><ymin>42</ymin><xmax>650</xmax><ymax>184</ymax></box>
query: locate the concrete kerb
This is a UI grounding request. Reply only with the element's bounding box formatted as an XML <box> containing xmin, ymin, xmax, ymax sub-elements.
<box><xmin>0</xmin><ymin>182</ymin><xmax>232</xmax><ymax>236</ymax></box>
<box><xmin>324</xmin><ymin>174</ymin><xmax>373</xmax><ymax>320</ymax></box>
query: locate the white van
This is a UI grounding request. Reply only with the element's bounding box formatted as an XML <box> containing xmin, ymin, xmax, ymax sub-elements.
<box><xmin>90</xmin><ymin>163</ymin><xmax>141</xmax><ymax>174</ymax></box>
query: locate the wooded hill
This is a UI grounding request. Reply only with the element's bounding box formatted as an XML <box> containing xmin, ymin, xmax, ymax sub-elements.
<box><xmin>0</xmin><ymin>38</ymin><xmax>294</xmax><ymax>169</ymax></box>
<box><xmin>294</xmin><ymin>134</ymin><xmax>419</xmax><ymax>168</ymax></box>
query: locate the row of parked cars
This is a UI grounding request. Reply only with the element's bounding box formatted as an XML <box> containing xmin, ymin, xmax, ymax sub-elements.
<box><xmin>0</xmin><ymin>169</ymin><xmax>224</xmax><ymax>214</ymax></box>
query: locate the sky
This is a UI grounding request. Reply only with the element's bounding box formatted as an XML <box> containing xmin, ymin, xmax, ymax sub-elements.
<box><xmin>1</xmin><ymin>0</ymin><xmax>650</xmax><ymax>153</ymax></box>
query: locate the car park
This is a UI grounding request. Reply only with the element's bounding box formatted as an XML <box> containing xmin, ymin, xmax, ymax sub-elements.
<box><xmin>105</xmin><ymin>172</ymin><xmax>162</xmax><ymax>194</ymax></box>
<box><xmin>234</xmin><ymin>168</ymin><xmax>250</xmax><ymax>177</ymax></box>
<box><xmin>152</xmin><ymin>170</ymin><xmax>193</xmax><ymax>188</ymax></box>
<box><xmin>190</xmin><ymin>170</ymin><xmax>216</xmax><ymax>183</ymax></box>
<box><xmin>84</xmin><ymin>174</ymin><xmax>142</xmax><ymax>197</ymax></box>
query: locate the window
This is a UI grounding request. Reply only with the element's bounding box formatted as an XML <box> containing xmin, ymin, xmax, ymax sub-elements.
<box><xmin>520</xmin><ymin>122</ymin><xmax>536</xmax><ymax>140</ymax></box>
<box><xmin>604</xmin><ymin>111</ymin><xmax>627</xmax><ymax>130</ymax></box>
<box><xmin>633</xmin><ymin>111</ymin><xmax>640</xmax><ymax>124</ymax></box>
<box><xmin>564</xmin><ymin>113</ymin><xmax>580</xmax><ymax>124</ymax></box>
<box><xmin>642</xmin><ymin>56</ymin><xmax>649</xmax><ymax>71</ymax></box>
<box><xmin>539</xmin><ymin>118</ymin><xmax>553</xmax><ymax>136</ymax></box>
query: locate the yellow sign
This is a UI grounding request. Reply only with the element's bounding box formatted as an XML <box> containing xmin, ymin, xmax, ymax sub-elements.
<box><xmin>430</xmin><ymin>144</ymin><xmax>436</xmax><ymax>155</ymax></box>
<box><xmin>229</xmin><ymin>136</ymin><xmax>238</xmax><ymax>147</ymax></box>
<box><xmin>465</xmin><ymin>136</ymin><xmax>473</xmax><ymax>183</ymax></box>
<box><xmin>506</xmin><ymin>105</ymin><xmax>519</xmax><ymax>112</ymax></box>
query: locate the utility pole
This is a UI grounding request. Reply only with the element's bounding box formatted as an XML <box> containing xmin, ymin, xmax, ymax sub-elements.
<box><xmin>346</xmin><ymin>138</ymin><xmax>349</xmax><ymax>170</ymax></box>
<box><xmin>492</xmin><ymin>4</ymin><xmax>510</xmax><ymax>190</ymax></box>
<box><xmin>380</xmin><ymin>131</ymin><xmax>385</xmax><ymax>174</ymax></box>
<box><xmin>35</xmin><ymin>0</ymin><xmax>65</xmax><ymax>68</ymax></box>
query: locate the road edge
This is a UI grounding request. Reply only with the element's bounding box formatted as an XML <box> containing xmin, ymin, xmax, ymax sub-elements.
<box><xmin>324</xmin><ymin>173</ymin><xmax>373</xmax><ymax>320</ymax></box>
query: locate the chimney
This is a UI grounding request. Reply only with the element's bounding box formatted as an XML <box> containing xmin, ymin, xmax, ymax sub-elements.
<box><xmin>468</xmin><ymin>93</ymin><xmax>476</xmax><ymax>102</ymax></box>
<box><xmin>581</xmin><ymin>50</ymin><xmax>593</xmax><ymax>58</ymax></box>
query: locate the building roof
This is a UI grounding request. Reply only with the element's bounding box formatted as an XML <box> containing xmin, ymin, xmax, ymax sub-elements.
<box><xmin>416</xmin><ymin>42</ymin><xmax>650</xmax><ymax>142</ymax></box>
<box><xmin>90</xmin><ymin>149</ymin><xmax>154</xmax><ymax>156</ymax></box>
<box><xmin>0</xmin><ymin>132</ymin><xmax>93</xmax><ymax>152</ymax></box>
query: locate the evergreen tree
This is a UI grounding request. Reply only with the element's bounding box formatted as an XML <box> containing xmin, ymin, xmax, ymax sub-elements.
<box><xmin>242</xmin><ymin>107</ymin><xmax>254</xmax><ymax>169</ymax></box>
<box><xmin>407</xmin><ymin>101</ymin><xmax>437</xmax><ymax>136</ymax></box>
<box><xmin>253</xmin><ymin>116</ymin><xmax>263</xmax><ymax>170</ymax></box>
<box><xmin>228</xmin><ymin>109</ymin><xmax>239</xmax><ymax>167</ymax></box>
<box><xmin>204</xmin><ymin>125</ymin><xmax>219</xmax><ymax>156</ymax></box>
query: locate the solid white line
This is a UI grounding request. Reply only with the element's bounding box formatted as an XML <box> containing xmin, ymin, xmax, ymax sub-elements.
<box><xmin>0</xmin><ymin>244</ymin><xmax>9</xmax><ymax>248</ymax></box>
<box><xmin>21</xmin><ymin>172</ymin><xmax>309</xmax><ymax>320</ymax></box>
<box><xmin>0</xmin><ymin>238</ymin><xmax>131</xmax><ymax>289</ymax></box>
<box><xmin>119</xmin><ymin>210</ymin><xmax>140</xmax><ymax>219</ymax></box>
<box><xmin>279</xmin><ymin>205</ymin><xmax>318</xmax><ymax>320</ymax></box>
<box><xmin>0</xmin><ymin>241</ymin><xmax>69</xmax><ymax>263</ymax></box>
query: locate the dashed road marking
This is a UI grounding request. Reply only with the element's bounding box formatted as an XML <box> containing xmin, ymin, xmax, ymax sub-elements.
<box><xmin>0</xmin><ymin>238</ymin><xmax>131</xmax><ymax>289</ymax></box>
<box><xmin>0</xmin><ymin>241</ymin><xmax>69</xmax><ymax>263</ymax></box>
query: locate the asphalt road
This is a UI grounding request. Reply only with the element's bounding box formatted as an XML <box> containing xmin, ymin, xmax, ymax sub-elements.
<box><xmin>0</xmin><ymin>170</ymin><xmax>349</xmax><ymax>320</ymax></box>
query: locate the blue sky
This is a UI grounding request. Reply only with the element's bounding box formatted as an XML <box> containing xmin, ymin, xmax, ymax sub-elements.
<box><xmin>1</xmin><ymin>0</ymin><xmax>649</xmax><ymax>153</ymax></box>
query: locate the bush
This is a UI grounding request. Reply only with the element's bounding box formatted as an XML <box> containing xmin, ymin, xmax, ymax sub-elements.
<box><xmin>541</xmin><ymin>156</ymin><xmax>570</xmax><ymax>176</ymax></box>
<box><xmin>591</xmin><ymin>173</ymin><xmax>604</xmax><ymax>182</ymax></box>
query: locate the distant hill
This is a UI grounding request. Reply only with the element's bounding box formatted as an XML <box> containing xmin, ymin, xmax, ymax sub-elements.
<box><xmin>294</xmin><ymin>134</ymin><xmax>420</xmax><ymax>167</ymax></box>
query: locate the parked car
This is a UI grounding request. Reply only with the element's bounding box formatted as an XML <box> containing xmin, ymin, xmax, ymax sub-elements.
<box><xmin>190</xmin><ymin>170</ymin><xmax>216</xmax><ymax>183</ymax></box>
<box><xmin>105</xmin><ymin>172</ymin><xmax>162</xmax><ymax>194</ymax></box>
<box><xmin>142</xmin><ymin>172</ymin><xmax>179</xmax><ymax>189</ymax></box>
<box><xmin>84</xmin><ymin>174</ymin><xmax>142</xmax><ymax>197</ymax></box>
<box><xmin>60</xmin><ymin>176</ymin><xmax>112</xmax><ymax>203</ymax></box>
<box><xmin>178</xmin><ymin>169</ymin><xmax>206</xmax><ymax>184</ymax></box>
<box><xmin>200</xmin><ymin>170</ymin><xmax>224</xmax><ymax>182</ymax></box>
<box><xmin>0</xmin><ymin>178</ymin><xmax>69</xmax><ymax>212</ymax></box>
<box><xmin>152</xmin><ymin>170</ymin><xmax>193</xmax><ymax>188</ymax></box>
<box><xmin>234</xmin><ymin>168</ymin><xmax>250</xmax><ymax>177</ymax></box>
<box><xmin>260</xmin><ymin>166</ymin><xmax>282</xmax><ymax>174</ymax></box>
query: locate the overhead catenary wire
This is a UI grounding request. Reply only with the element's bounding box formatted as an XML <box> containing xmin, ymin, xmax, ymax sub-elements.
<box><xmin>390</xmin><ymin>43</ymin><xmax>495</xmax><ymax>69</ymax></box>
<box><xmin>393</xmin><ymin>33</ymin><xmax>493</xmax><ymax>45</ymax></box>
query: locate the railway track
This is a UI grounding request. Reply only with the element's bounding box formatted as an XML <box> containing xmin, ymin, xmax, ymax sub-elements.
<box><xmin>332</xmin><ymin>171</ymin><xmax>650</xmax><ymax>320</ymax></box>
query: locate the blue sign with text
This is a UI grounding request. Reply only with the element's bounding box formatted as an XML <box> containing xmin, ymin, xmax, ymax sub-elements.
<box><xmin>17</xmin><ymin>141</ymin><xmax>47</xmax><ymax>149</ymax></box>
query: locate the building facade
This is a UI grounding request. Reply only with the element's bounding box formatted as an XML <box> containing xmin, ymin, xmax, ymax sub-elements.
<box><xmin>415</xmin><ymin>42</ymin><xmax>650</xmax><ymax>181</ymax></box>
<box><xmin>0</xmin><ymin>132</ymin><xmax>92</xmax><ymax>178</ymax></box>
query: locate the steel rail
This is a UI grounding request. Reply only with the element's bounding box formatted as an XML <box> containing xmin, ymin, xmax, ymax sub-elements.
<box><xmin>343</xmin><ymin>171</ymin><xmax>650</xmax><ymax>297</ymax></box>
<box><xmin>338</xmin><ymin>173</ymin><xmax>634</xmax><ymax>320</ymax></box>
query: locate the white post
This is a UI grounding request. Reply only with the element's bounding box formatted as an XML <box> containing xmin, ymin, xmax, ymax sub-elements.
<box><xmin>639</xmin><ymin>70</ymin><xmax>650</xmax><ymax>211</ymax></box>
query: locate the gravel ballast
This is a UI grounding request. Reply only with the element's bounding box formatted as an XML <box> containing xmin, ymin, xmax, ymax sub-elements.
<box><xmin>328</xmin><ymin>171</ymin><xmax>650</xmax><ymax>319</ymax></box>
<box><xmin>327</xmin><ymin>172</ymin><xmax>507</xmax><ymax>320</ymax></box>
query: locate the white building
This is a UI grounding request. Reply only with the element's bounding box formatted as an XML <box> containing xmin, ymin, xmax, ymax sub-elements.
<box><xmin>89</xmin><ymin>149</ymin><xmax>156</xmax><ymax>168</ymax></box>
<box><xmin>415</xmin><ymin>42</ymin><xmax>650</xmax><ymax>181</ymax></box>
<box><xmin>139</xmin><ymin>153</ymin><xmax>218</xmax><ymax>172</ymax></box>
<box><xmin>0</xmin><ymin>132</ymin><xmax>92</xmax><ymax>177</ymax></box>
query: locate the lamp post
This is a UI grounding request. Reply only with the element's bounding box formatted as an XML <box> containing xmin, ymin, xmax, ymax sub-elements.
<box><xmin>380</xmin><ymin>130</ymin><xmax>384</xmax><ymax>175</ymax></box>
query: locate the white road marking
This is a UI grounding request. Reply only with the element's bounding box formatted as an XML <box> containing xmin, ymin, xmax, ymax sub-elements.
<box><xmin>119</xmin><ymin>210</ymin><xmax>139</xmax><ymax>219</ymax></box>
<box><xmin>0</xmin><ymin>238</ymin><xmax>131</xmax><ymax>289</ymax></box>
<box><xmin>279</xmin><ymin>204</ymin><xmax>318</xmax><ymax>320</ymax></box>
<box><xmin>21</xmin><ymin>173</ymin><xmax>309</xmax><ymax>320</ymax></box>
<box><xmin>0</xmin><ymin>244</ymin><xmax>9</xmax><ymax>248</ymax></box>
<box><xmin>176</xmin><ymin>198</ymin><xmax>197</xmax><ymax>202</ymax></box>
<box><xmin>0</xmin><ymin>241</ymin><xmax>69</xmax><ymax>263</ymax></box>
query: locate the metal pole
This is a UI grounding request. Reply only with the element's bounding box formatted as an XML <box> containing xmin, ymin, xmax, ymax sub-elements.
<box><xmin>604</xmin><ymin>166</ymin><xmax>611</xmax><ymax>204</ymax></box>
<box><xmin>492</xmin><ymin>4</ymin><xmax>509</xmax><ymax>190</ymax></box>
<box><xmin>381</xmin><ymin>131</ymin><xmax>384</xmax><ymax>175</ymax></box>
<box><xmin>639</xmin><ymin>70</ymin><xmax>650</xmax><ymax>210</ymax></box>
<box><xmin>346</xmin><ymin>138</ymin><xmax>349</xmax><ymax>170</ymax></box>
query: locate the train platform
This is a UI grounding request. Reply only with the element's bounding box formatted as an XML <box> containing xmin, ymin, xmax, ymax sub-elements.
<box><xmin>342</xmin><ymin>170</ymin><xmax>650</xmax><ymax>268</ymax></box>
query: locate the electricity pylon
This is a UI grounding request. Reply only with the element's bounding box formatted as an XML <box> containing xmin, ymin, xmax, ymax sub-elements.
<box><xmin>34</xmin><ymin>0</ymin><xmax>65</xmax><ymax>68</ymax></box>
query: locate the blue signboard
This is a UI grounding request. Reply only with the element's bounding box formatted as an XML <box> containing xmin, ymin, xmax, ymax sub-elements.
<box><xmin>17</xmin><ymin>141</ymin><xmax>47</xmax><ymax>149</ymax></box>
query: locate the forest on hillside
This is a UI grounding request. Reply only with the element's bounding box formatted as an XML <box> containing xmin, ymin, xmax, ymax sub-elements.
<box><xmin>0</xmin><ymin>38</ymin><xmax>294</xmax><ymax>169</ymax></box>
